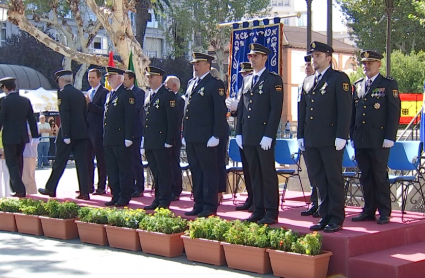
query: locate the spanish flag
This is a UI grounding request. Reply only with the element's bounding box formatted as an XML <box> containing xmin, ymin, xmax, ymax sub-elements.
<box><xmin>105</xmin><ymin>51</ymin><xmax>115</xmax><ymax>90</ymax></box>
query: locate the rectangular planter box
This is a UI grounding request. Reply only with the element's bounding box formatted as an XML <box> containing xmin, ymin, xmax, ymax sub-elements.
<box><xmin>105</xmin><ymin>225</ymin><xmax>141</xmax><ymax>251</ymax></box>
<box><xmin>14</xmin><ymin>213</ymin><xmax>43</xmax><ymax>236</ymax></box>
<box><xmin>0</xmin><ymin>211</ymin><xmax>17</xmax><ymax>232</ymax></box>
<box><xmin>221</xmin><ymin>242</ymin><xmax>271</xmax><ymax>274</ymax></box>
<box><xmin>39</xmin><ymin>217</ymin><xmax>79</xmax><ymax>240</ymax></box>
<box><xmin>75</xmin><ymin>221</ymin><xmax>108</xmax><ymax>246</ymax></box>
<box><xmin>181</xmin><ymin>235</ymin><xmax>226</xmax><ymax>266</ymax></box>
<box><xmin>267</xmin><ymin>249</ymin><xmax>333</xmax><ymax>278</ymax></box>
<box><xmin>137</xmin><ymin>230</ymin><xmax>184</xmax><ymax>258</ymax></box>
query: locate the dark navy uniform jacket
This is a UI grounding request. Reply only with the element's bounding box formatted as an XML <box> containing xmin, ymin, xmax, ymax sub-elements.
<box><xmin>87</xmin><ymin>85</ymin><xmax>108</xmax><ymax>138</ymax></box>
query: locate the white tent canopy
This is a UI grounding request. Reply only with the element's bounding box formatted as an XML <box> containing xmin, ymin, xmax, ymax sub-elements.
<box><xmin>18</xmin><ymin>87</ymin><xmax>58</xmax><ymax>113</ymax></box>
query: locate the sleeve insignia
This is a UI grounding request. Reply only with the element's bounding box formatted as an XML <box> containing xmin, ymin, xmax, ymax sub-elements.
<box><xmin>57</xmin><ymin>99</ymin><xmax>61</xmax><ymax>106</ymax></box>
<box><xmin>129</xmin><ymin>97</ymin><xmax>135</xmax><ymax>105</ymax></box>
<box><xmin>275</xmin><ymin>85</ymin><xmax>283</xmax><ymax>92</ymax></box>
<box><xmin>343</xmin><ymin>83</ymin><xmax>349</xmax><ymax>91</ymax></box>
<box><xmin>219</xmin><ymin>88</ymin><xmax>225</xmax><ymax>96</ymax></box>
<box><xmin>393</xmin><ymin>89</ymin><xmax>399</xmax><ymax>98</ymax></box>
<box><xmin>170</xmin><ymin>100</ymin><xmax>176</xmax><ymax>107</ymax></box>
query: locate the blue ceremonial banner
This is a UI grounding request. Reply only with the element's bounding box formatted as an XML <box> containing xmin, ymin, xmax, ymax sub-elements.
<box><xmin>228</xmin><ymin>22</ymin><xmax>283</xmax><ymax>98</ymax></box>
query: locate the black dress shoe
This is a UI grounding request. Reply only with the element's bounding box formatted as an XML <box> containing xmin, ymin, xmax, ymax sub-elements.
<box><xmin>324</xmin><ymin>223</ymin><xmax>342</xmax><ymax>233</ymax></box>
<box><xmin>76</xmin><ymin>189</ymin><xmax>95</xmax><ymax>194</ymax></box>
<box><xmin>131</xmin><ymin>191</ymin><xmax>143</xmax><ymax>198</ymax></box>
<box><xmin>310</xmin><ymin>223</ymin><xmax>327</xmax><ymax>231</ymax></box>
<box><xmin>38</xmin><ymin>188</ymin><xmax>56</xmax><ymax>197</ymax></box>
<box><xmin>352</xmin><ymin>213</ymin><xmax>376</xmax><ymax>222</ymax></box>
<box><xmin>115</xmin><ymin>201</ymin><xmax>130</xmax><ymax>207</ymax></box>
<box><xmin>76</xmin><ymin>194</ymin><xmax>90</xmax><ymax>200</ymax></box>
<box><xmin>245</xmin><ymin>213</ymin><xmax>265</xmax><ymax>222</ymax></box>
<box><xmin>171</xmin><ymin>194</ymin><xmax>180</xmax><ymax>201</ymax></box>
<box><xmin>105</xmin><ymin>199</ymin><xmax>118</xmax><ymax>206</ymax></box>
<box><xmin>10</xmin><ymin>192</ymin><xmax>26</xmax><ymax>198</ymax></box>
<box><xmin>93</xmin><ymin>189</ymin><xmax>107</xmax><ymax>195</ymax></box>
<box><xmin>377</xmin><ymin>216</ymin><xmax>390</xmax><ymax>224</ymax></box>
<box><xmin>197</xmin><ymin>210</ymin><xmax>216</xmax><ymax>218</ymax></box>
<box><xmin>312</xmin><ymin>211</ymin><xmax>320</xmax><ymax>218</ymax></box>
<box><xmin>258</xmin><ymin>216</ymin><xmax>277</xmax><ymax>225</ymax></box>
<box><xmin>144</xmin><ymin>202</ymin><xmax>159</xmax><ymax>210</ymax></box>
<box><xmin>301</xmin><ymin>206</ymin><xmax>318</xmax><ymax>216</ymax></box>
<box><xmin>235</xmin><ymin>202</ymin><xmax>253</xmax><ymax>211</ymax></box>
<box><xmin>248</xmin><ymin>205</ymin><xmax>255</xmax><ymax>213</ymax></box>
<box><xmin>184</xmin><ymin>209</ymin><xmax>203</xmax><ymax>216</ymax></box>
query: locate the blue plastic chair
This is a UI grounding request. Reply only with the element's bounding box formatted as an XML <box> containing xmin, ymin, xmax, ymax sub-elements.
<box><xmin>342</xmin><ymin>141</ymin><xmax>362</xmax><ymax>206</ymax></box>
<box><xmin>274</xmin><ymin>139</ymin><xmax>307</xmax><ymax>208</ymax></box>
<box><xmin>388</xmin><ymin>141</ymin><xmax>425</xmax><ymax>221</ymax></box>
<box><xmin>227</xmin><ymin>138</ymin><xmax>245</xmax><ymax>204</ymax></box>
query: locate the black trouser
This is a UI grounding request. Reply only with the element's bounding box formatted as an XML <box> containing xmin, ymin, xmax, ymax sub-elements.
<box><xmin>131</xmin><ymin>137</ymin><xmax>145</xmax><ymax>193</ymax></box>
<box><xmin>104</xmin><ymin>145</ymin><xmax>132</xmax><ymax>203</ymax></box>
<box><xmin>45</xmin><ymin>139</ymin><xmax>89</xmax><ymax>194</ymax></box>
<box><xmin>86</xmin><ymin>135</ymin><xmax>107</xmax><ymax>191</ymax></box>
<box><xmin>217</xmin><ymin>132</ymin><xmax>229</xmax><ymax>193</ymax></box>
<box><xmin>355</xmin><ymin>148</ymin><xmax>391</xmax><ymax>217</ymax></box>
<box><xmin>303</xmin><ymin>153</ymin><xmax>318</xmax><ymax>206</ymax></box>
<box><xmin>4</xmin><ymin>143</ymin><xmax>25</xmax><ymax>194</ymax></box>
<box><xmin>304</xmin><ymin>146</ymin><xmax>345</xmax><ymax>226</ymax></box>
<box><xmin>170</xmin><ymin>142</ymin><xmax>183</xmax><ymax>196</ymax></box>
<box><xmin>240</xmin><ymin>147</ymin><xmax>253</xmax><ymax>204</ymax></box>
<box><xmin>243</xmin><ymin>144</ymin><xmax>279</xmax><ymax>219</ymax></box>
<box><xmin>186</xmin><ymin>142</ymin><xmax>219</xmax><ymax>212</ymax></box>
<box><xmin>145</xmin><ymin>148</ymin><xmax>173</xmax><ymax>206</ymax></box>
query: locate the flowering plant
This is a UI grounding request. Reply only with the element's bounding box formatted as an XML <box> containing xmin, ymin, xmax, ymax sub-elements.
<box><xmin>0</xmin><ymin>198</ymin><xmax>21</xmax><ymax>212</ymax></box>
<box><xmin>107</xmin><ymin>207</ymin><xmax>147</xmax><ymax>229</ymax></box>
<box><xmin>187</xmin><ymin>216</ymin><xmax>232</xmax><ymax>241</ymax></box>
<box><xmin>269</xmin><ymin>227</ymin><xmax>323</xmax><ymax>255</ymax></box>
<box><xmin>224</xmin><ymin>220</ymin><xmax>271</xmax><ymax>248</ymax></box>
<box><xmin>139</xmin><ymin>208</ymin><xmax>187</xmax><ymax>234</ymax></box>
<box><xmin>43</xmin><ymin>199</ymin><xmax>80</xmax><ymax>219</ymax></box>
<box><xmin>18</xmin><ymin>198</ymin><xmax>47</xmax><ymax>216</ymax></box>
<box><xmin>78</xmin><ymin>207</ymin><xmax>110</xmax><ymax>224</ymax></box>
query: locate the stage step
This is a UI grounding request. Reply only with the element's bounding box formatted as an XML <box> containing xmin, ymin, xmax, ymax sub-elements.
<box><xmin>348</xmin><ymin>241</ymin><xmax>425</xmax><ymax>278</ymax></box>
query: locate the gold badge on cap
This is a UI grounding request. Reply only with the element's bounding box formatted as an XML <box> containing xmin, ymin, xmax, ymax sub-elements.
<box><xmin>146</xmin><ymin>67</ymin><xmax>151</xmax><ymax>73</ymax></box>
<box><xmin>364</xmin><ymin>52</ymin><xmax>370</xmax><ymax>58</ymax></box>
<box><xmin>393</xmin><ymin>89</ymin><xmax>399</xmax><ymax>98</ymax></box>
<box><xmin>129</xmin><ymin>98</ymin><xmax>135</xmax><ymax>105</ymax></box>
<box><xmin>374</xmin><ymin>103</ymin><xmax>380</xmax><ymax>109</ymax></box>
<box><xmin>250</xmin><ymin>44</ymin><xmax>255</xmax><ymax>50</ymax></box>
<box><xmin>57</xmin><ymin>99</ymin><xmax>61</xmax><ymax>106</ymax></box>
<box><xmin>241</xmin><ymin>64</ymin><xmax>245</xmax><ymax>69</ymax></box>
<box><xmin>170</xmin><ymin>100</ymin><xmax>176</xmax><ymax>107</ymax></box>
<box><xmin>275</xmin><ymin>85</ymin><xmax>282</xmax><ymax>92</ymax></box>
<box><xmin>343</xmin><ymin>83</ymin><xmax>349</xmax><ymax>91</ymax></box>
<box><xmin>219</xmin><ymin>88</ymin><xmax>225</xmax><ymax>96</ymax></box>
<box><xmin>311</xmin><ymin>42</ymin><xmax>316</xmax><ymax>48</ymax></box>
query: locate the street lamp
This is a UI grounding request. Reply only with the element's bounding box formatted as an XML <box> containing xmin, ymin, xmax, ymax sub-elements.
<box><xmin>385</xmin><ymin>0</ymin><xmax>394</xmax><ymax>76</ymax></box>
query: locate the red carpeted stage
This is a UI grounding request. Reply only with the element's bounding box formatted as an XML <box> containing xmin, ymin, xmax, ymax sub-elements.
<box><xmin>28</xmin><ymin>190</ymin><xmax>425</xmax><ymax>278</ymax></box>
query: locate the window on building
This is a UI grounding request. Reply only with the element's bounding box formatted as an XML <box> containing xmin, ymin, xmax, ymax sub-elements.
<box><xmin>271</xmin><ymin>0</ymin><xmax>277</xmax><ymax>6</ymax></box>
<box><xmin>274</xmin><ymin>0</ymin><xmax>290</xmax><ymax>6</ymax></box>
<box><xmin>0</xmin><ymin>22</ymin><xmax>6</xmax><ymax>46</ymax></box>
<box><xmin>283</xmin><ymin>18</ymin><xmax>289</xmax><ymax>25</ymax></box>
<box><xmin>296</xmin><ymin>13</ymin><xmax>307</xmax><ymax>27</ymax></box>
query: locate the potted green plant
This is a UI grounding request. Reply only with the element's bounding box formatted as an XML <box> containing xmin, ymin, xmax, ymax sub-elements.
<box><xmin>76</xmin><ymin>207</ymin><xmax>110</xmax><ymax>246</ymax></box>
<box><xmin>181</xmin><ymin>216</ymin><xmax>232</xmax><ymax>266</ymax></box>
<box><xmin>137</xmin><ymin>208</ymin><xmax>187</xmax><ymax>257</ymax></box>
<box><xmin>0</xmin><ymin>198</ymin><xmax>20</xmax><ymax>232</ymax></box>
<box><xmin>221</xmin><ymin>220</ymin><xmax>272</xmax><ymax>274</ymax></box>
<box><xmin>14</xmin><ymin>198</ymin><xmax>47</xmax><ymax>236</ymax></box>
<box><xmin>267</xmin><ymin>229</ymin><xmax>333</xmax><ymax>278</ymax></box>
<box><xmin>105</xmin><ymin>208</ymin><xmax>146</xmax><ymax>251</ymax></box>
<box><xmin>39</xmin><ymin>199</ymin><xmax>80</xmax><ymax>240</ymax></box>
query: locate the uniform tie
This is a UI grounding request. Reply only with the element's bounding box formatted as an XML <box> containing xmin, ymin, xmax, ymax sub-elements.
<box><xmin>109</xmin><ymin>90</ymin><xmax>116</xmax><ymax>101</ymax></box>
<box><xmin>314</xmin><ymin>73</ymin><xmax>322</xmax><ymax>87</ymax></box>
<box><xmin>252</xmin><ymin>75</ymin><xmax>258</xmax><ymax>89</ymax></box>
<box><xmin>366</xmin><ymin>79</ymin><xmax>372</xmax><ymax>92</ymax></box>
<box><xmin>191</xmin><ymin>78</ymin><xmax>199</xmax><ymax>93</ymax></box>
<box><xmin>90</xmin><ymin>89</ymin><xmax>96</xmax><ymax>100</ymax></box>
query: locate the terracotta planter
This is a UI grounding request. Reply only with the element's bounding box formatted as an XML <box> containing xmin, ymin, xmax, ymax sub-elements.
<box><xmin>267</xmin><ymin>249</ymin><xmax>333</xmax><ymax>278</ymax></box>
<box><xmin>221</xmin><ymin>242</ymin><xmax>271</xmax><ymax>274</ymax></box>
<box><xmin>14</xmin><ymin>213</ymin><xmax>43</xmax><ymax>236</ymax></box>
<box><xmin>105</xmin><ymin>225</ymin><xmax>141</xmax><ymax>251</ymax></box>
<box><xmin>0</xmin><ymin>211</ymin><xmax>17</xmax><ymax>232</ymax></box>
<box><xmin>181</xmin><ymin>235</ymin><xmax>226</xmax><ymax>266</ymax></box>
<box><xmin>39</xmin><ymin>217</ymin><xmax>79</xmax><ymax>240</ymax></box>
<box><xmin>137</xmin><ymin>230</ymin><xmax>184</xmax><ymax>257</ymax></box>
<box><xmin>75</xmin><ymin>221</ymin><xmax>108</xmax><ymax>246</ymax></box>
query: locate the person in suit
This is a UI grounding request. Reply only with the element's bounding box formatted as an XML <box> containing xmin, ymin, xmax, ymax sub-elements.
<box><xmin>0</xmin><ymin>77</ymin><xmax>39</xmax><ymax>197</ymax></box>
<box><xmin>299</xmin><ymin>53</ymin><xmax>320</xmax><ymax>218</ymax></box>
<box><xmin>297</xmin><ymin>41</ymin><xmax>352</xmax><ymax>232</ymax></box>
<box><xmin>164</xmin><ymin>75</ymin><xmax>185</xmax><ymax>201</ymax></box>
<box><xmin>226</xmin><ymin>62</ymin><xmax>255</xmax><ymax>212</ymax></box>
<box><xmin>38</xmin><ymin>70</ymin><xmax>90</xmax><ymax>200</ymax></box>
<box><xmin>102</xmin><ymin>67</ymin><xmax>136</xmax><ymax>207</ymax></box>
<box><xmin>143</xmin><ymin>67</ymin><xmax>178</xmax><ymax>210</ymax></box>
<box><xmin>85</xmin><ymin>68</ymin><xmax>108</xmax><ymax>195</ymax></box>
<box><xmin>183</xmin><ymin>52</ymin><xmax>227</xmax><ymax>217</ymax></box>
<box><xmin>350</xmin><ymin>50</ymin><xmax>401</xmax><ymax>225</ymax></box>
<box><xmin>123</xmin><ymin>70</ymin><xmax>146</xmax><ymax>198</ymax></box>
<box><xmin>235</xmin><ymin>43</ymin><xmax>284</xmax><ymax>225</ymax></box>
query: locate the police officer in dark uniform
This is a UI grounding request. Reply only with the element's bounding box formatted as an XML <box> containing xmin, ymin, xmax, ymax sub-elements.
<box><xmin>236</xmin><ymin>43</ymin><xmax>284</xmax><ymax>225</ymax></box>
<box><xmin>226</xmin><ymin>62</ymin><xmax>254</xmax><ymax>212</ymax></box>
<box><xmin>143</xmin><ymin>67</ymin><xmax>178</xmax><ymax>210</ymax></box>
<box><xmin>183</xmin><ymin>52</ymin><xmax>227</xmax><ymax>217</ymax></box>
<box><xmin>103</xmin><ymin>67</ymin><xmax>136</xmax><ymax>207</ymax></box>
<box><xmin>350</xmin><ymin>50</ymin><xmax>401</xmax><ymax>225</ymax></box>
<box><xmin>39</xmin><ymin>70</ymin><xmax>90</xmax><ymax>199</ymax></box>
<box><xmin>0</xmin><ymin>77</ymin><xmax>39</xmax><ymax>197</ymax></box>
<box><xmin>297</xmin><ymin>41</ymin><xmax>352</xmax><ymax>232</ymax></box>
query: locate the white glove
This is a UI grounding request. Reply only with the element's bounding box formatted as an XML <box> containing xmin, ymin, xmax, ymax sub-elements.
<box><xmin>140</xmin><ymin>148</ymin><xmax>145</xmax><ymax>155</ymax></box>
<box><xmin>382</xmin><ymin>139</ymin><xmax>394</xmax><ymax>148</ymax></box>
<box><xmin>125</xmin><ymin>140</ymin><xmax>133</xmax><ymax>147</ymax></box>
<box><xmin>297</xmin><ymin>139</ymin><xmax>305</xmax><ymax>151</ymax></box>
<box><xmin>165</xmin><ymin>143</ymin><xmax>173</xmax><ymax>148</ymax></box>
<box><xmin>350</xmin><ymin>140</ymin><xmax>355</xmax><ymax>148</ymax></box>
<box><xmin>141</xmin><ymin>137</ymin><xmax>144</xmax><ymax>148</ymax></box>
<box><xmin>335</xmin><ymin>138</ymin><xmax>346</xmax><ymax>151</ymax></box>
<box><xmin>225</xmin><ymin>98</ymin><xmax>238</xmax><ymax>112</ymax></box>
<box><xmin>182</xmin><ymin>137</ymin><xmax>186</xmax><ymax>146</ymax></box>
<box><xmin>260</xmin><ymin>136</ymin><xmax>273</xmax><ymax>151</ymax></box>
<box><xmin>31</xmin><ymin>138</ymin><xmax>39</xmax><ymax>146</ymax></box>
<box><xmin>207</xmin><ymin>136</ymin><xmax>220</xmax><ymax>147</ymax></box>
<box><xmin>236</xmin><ymin>135</ymin><xmax>243</xmax><ymax>149</ymax></box>
<box><xmin>63</xmin><ymin>138</ymin><xmax>71</xmax><ymax>144</ymax></box>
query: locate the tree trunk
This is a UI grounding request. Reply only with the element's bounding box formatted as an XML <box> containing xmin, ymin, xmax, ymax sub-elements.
<box><xmin>74</xmin><ymin>63</ymin><xmax>89</xmax><ymax>90</ymax></box>
<box><xmin>135</xmin><ymin>0</ymin><xmax>152</xmax><ymax>48</ymax></box>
